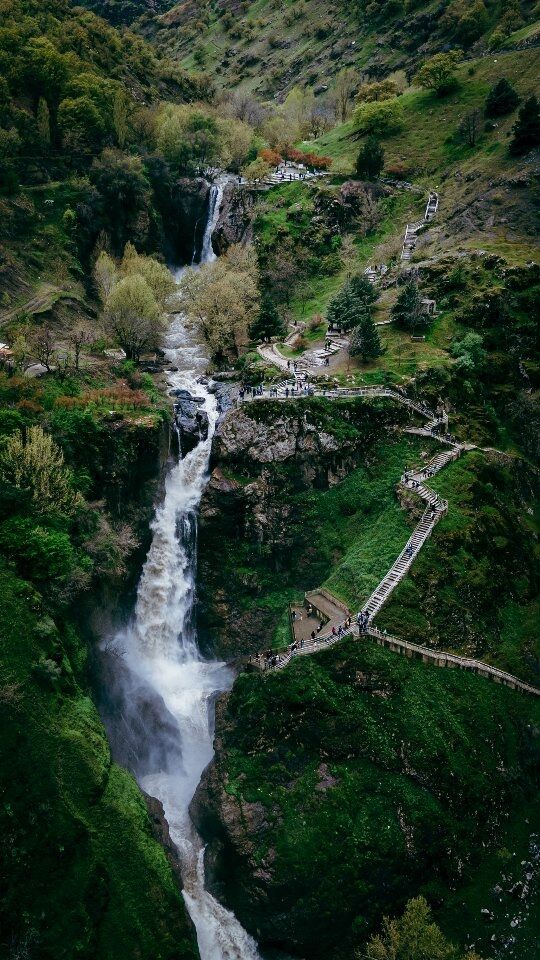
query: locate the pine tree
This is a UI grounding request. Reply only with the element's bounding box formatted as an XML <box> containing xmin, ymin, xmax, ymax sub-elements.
<box><xmin>249</xmin><ymin>293</ymin><xmax>285</xmax><ymax>342</ymax></box>
<box><xmin>391</xmin><ymin>280</ymin><xmax>430</xmax><ymax>333</ymax></box>
<box><xmin>327</xmin><ymin>277</ymin><xmax>377</xmax><ymax>332</ymax></box>
<box><xmin>37</xmin><ymin>97</ymin><xmax>51</xmax><ymax>146</ymax></box>
<box><xmin>349</xmin><ymin>313</ymin><xmax>382</xmax><ymax>362</ymax></box>
<box><xmin>510</xmin><ymin>95</ymin><xmax>540</xmax><ymax>155</ymax></box>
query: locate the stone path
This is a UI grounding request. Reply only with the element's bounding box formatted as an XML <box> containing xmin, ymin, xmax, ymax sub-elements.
<box><xmin>242</xmin><ymin>386</ymin><xmax>539</xmax><ymax>697</ymax></box>
<box><xmin>401</xmin><ymin>190</ymin><xmax>439</xmax><ymax>262</ymax></box>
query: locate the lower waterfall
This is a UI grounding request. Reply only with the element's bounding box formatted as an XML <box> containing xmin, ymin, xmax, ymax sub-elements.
<box><xmin>102</xmin><ymin>190</ymin><xmax>261</xmax><ymax>959</ymax></box>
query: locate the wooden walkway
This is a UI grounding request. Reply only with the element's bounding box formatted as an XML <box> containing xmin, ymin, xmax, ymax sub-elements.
<box><xmin>243</xmin><ymin>385</ymin><xmax>539</xmax><ymax>697</ymax></box>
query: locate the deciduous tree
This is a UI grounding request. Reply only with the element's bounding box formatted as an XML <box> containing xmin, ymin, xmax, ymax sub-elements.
<box><xmin>0</xmin><ymin>425</ymin><xmax>82</xmax><ymax>517</ymax></box>
<box><xmin>356</xmin><ymin>137</ymin><xmax>385</xmax><ymax>179</ymax></box>
<box><xmin>414</xmin><ymin>51</ymin><xmax>462</xmax><ymax>96</ymax></box>
<box><xmin>103</xmin><ymin>274</ymin><xmax>164</xmax><ymax>361</ymax></box>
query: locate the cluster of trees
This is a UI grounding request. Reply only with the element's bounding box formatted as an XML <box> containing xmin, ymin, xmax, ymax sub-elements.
<box><xmin>179</xmin><ymin>244</ymin><xmax>260</xmax><ymax>362</ymax></box>
<box><xmin>0</xmin><ymin>0</ymin><xmax>209</xmax><ymax>192</ymax></box>
<box><xmin>155</xmin><ymin>103</ymin><xmax>257</xmax><ymax>174</ymax></box>
<box><xmin>327</xmin><ymin>275</ymin><xmax>382</xmax><ymax>363</ymax></box>
<box><xmin>95</xmin><ymin>243</ymin><xmax>175</xmax><ymax>360</ymax></box>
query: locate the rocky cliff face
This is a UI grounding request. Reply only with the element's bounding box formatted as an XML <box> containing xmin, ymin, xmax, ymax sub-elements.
<box><xmin>212</xmin><ymin>183</ymin><xmax>257</xmax><ymax>255</ymax></box>
<box><xmin>197</xmin><ymin>397</ymin><xmax>400</xmax><ymax>658</ymax></box>
<box><xmin>165</xmin><ymin>176</ymin><xmax>210</xmax><ymax>264</ymax></box>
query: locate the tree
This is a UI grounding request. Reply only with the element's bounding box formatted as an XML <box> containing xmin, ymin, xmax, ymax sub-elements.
<box><xmin>120</xmin><ymin>245</ymin><xmax>176</xmax><ymax>308</ymax></box>
<box><xmin>58</xmin><ymin>96</ymin><xmax>106</xmax><ymax>152</ymax></box>
<box><xmin>31</xmin><ymin>327</ymin><xmax>56</xmax><ymax>371</ymax></box>
<box><xmin>349</xmin><ymin>314</ymin><xmax>382</xmax><ymax>362</ymax></box>
<box><xmin>356</xmin><ymin>79</ymin><xmax>399</xmax><ymax>103</ymax></box>
<box><xmin>217</xmin><ymin>116</ymin><xmax>254</xmax><ymax>172</ymax></box>
<box><xmin>91</xmin><ymin>150</ymin><xmax>152</xmax><ymax>254</ymax></box>
<box><xmin>356</xmin><ymin>137</ymin><xmax>385</xmax><ymax>180</ymax></box>
<box><xmin>354</xmin><ymin>99</ymin><xmax>403</xmax><ymax>136</ymax></box>
<box><xmin>451</xmin><ymin>332</ymin><xmax>486</xmax><ymax>372</ymax></box>
<box><xmin>509</xmin><ymin>95</ymin><xmax>540</xmax><ymax>155</ymax></box>
<box><xmin>180</xmin><ymin>244</ymin><xmax>260</xmax><ymax>361</ymax></box>
<box><xmin>485</xmin><ymin>78</ymin><xmax>519</xmax><ymax>118</ymax></box>
<box><xmin>414</xmin><ymin>51</ymin><xmax>462</xmax><ymax>96</ymax></box>
<box><xmin>459</xmin><ymin>109</ymin><xmax>481</xmax><ymax>147</ymax></box>
<box><xmin>335</xmin><ymin>68</ymin><xmax>358</xmax><ymax>122</ymax></box>
<box><xmin>364</xmin><ymin>896</ymin><xmax>479</xmax><ymax>960</ymax></box>
<box><xmin>243</xmin><ymin>157</ymin><xmax>272</xmax><ymax>181</ymax></box>
<box><xmin>327</xmin><ymin>279</ymin><xmax>376</xmax><ymax>333</ymax></box>
<box><xmin>94</xmin><ymin>250</ymin><xmax>118</xmax><ymax>302</ymax></box>
<box><xmin>67</xmin><ymin>324</ymin><xmax>94</xmax><ymax>371</ymax></box>
<box><xmin>0</xmin><ymin>426</ymin><xmax>82</xmax><ymax>518</ymax></box>
<box><xmin>37</xmin><ymin>97</ymin><xmax>51</xmax><ymax>146</ymax></box>
<box><xmin>156</xmin><ymin>104</ymin><xmax>220</xmax><ymax>172</ymax></box>
<box><xmin>391</xmin><ymin>280</ymin><xmax>430</xmax><ymax>333</ymax></box>
<box><xmin>443</xmin><ymin>0</ymin><xmax>489</xmax><ymax>47</ymax></box>
<box><xmin>249</xmin><ymin>293</ymin><xmax>286</xmax><ymax>342</ymax></box>
<box><xmin>103</xmin><ymin>275</ymin><xmax>164</xmax><ymax>361</ymax></box>
<box><xmin>113</xmin><ymin>89</ymin><xmax>130</xmax><ymax>148</ymax></box>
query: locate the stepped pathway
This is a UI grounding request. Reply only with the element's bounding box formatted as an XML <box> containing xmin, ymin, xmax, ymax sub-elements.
<box><xmin>400</xmin><ymin>191</ymin><xmax>439</xmax><ymax>262</ymax></box>
<box><xmin>241</xmin><ymin>387</ymin><xmax>539</xmax><ymax>697</ymax></box>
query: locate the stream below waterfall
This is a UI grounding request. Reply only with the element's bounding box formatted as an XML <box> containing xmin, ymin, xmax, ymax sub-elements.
<box><xmin>101</xmin><ymin>181</ymin><xmax>262</xmax><ymax>960</ymax></box>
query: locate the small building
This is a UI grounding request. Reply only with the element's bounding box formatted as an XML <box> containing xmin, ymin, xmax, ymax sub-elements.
<box><xmin>421</xmin><ymin>298</ymin><xmax>436</xmax><ymax>315</ymax></box>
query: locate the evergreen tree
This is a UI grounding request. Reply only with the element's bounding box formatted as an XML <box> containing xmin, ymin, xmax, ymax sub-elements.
<box><xmin>391</xmin><ymin>280</ymin><xmax>430</xmax><ymax>333</ymax></box>
<box><xmin>485</xmin><ymin>78</ymin><xmax>519</xmax><ymax>118</ymax></box>
<box><xmin>349</xmin><ymin>274</ymin><xmax>378</xmax><ymax>309</ymax></box>
<box><xmin>349</xmin><ymin>313</ymin><xmax>382</xmax><ymax>363</ymax></box>
<box><xmin>355</xmin><ymin>136</ymin><xmax>385</xmax><ymax>180</ymax></box>
<box><xmin>510</xmin><ymin>95</ymin><xmax>540</xmax><ymax>155</ymax></box>
<box><xmin>249</xmin><ymin>293</ymin><xmax>285</xmax><ymax>341</ymax></box>
<box><xmin>327</xmin><ymin>276</ymin><xmax>377</xmax><ymax>332</ymax></box>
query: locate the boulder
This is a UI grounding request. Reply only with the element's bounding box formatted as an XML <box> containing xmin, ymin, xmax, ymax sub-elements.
<box><xmin>174</xmin><ymin>392</ymin><xmax>209</xmax><ymax>454</ymax></box>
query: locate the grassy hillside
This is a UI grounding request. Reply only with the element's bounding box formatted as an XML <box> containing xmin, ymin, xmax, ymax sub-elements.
<box><xmin>141</xmin><ymin>0</ymin><xmax>540</xmax><ymax>100</ymax></box>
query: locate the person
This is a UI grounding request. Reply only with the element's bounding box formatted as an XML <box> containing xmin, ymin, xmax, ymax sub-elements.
<box><xmin>286</xmin><ymin>387</ymin><xmax>289</xmax><ymax>398</ymax></box>
<box><xmin>239</xmin><ymin>387</ymin><xmax>245</xmax><ymax>402</ymax></box>
<box><xmin>332</xmin><ymin>625</ymin><xmax>337</xmax><ymax>636</ymax></box>
<box><xmin>287</xmin><ymin>359</ymin><xmax>291</xmax><ymax>369</ymax></box>
<box><xmin>311</xmin><ymin>630</ymin><xmax>316</xmax><ymax>641</ymax></box>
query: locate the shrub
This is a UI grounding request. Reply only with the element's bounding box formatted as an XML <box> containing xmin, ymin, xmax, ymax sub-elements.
<box><xmin>353</xmin><ymin>99</ymin><xmax>403</xmax><ymax>136</ymax></box>
<box><xmin>485</xmin><ymin>78</ymin><xmax>520</xmax><ymax>118</ymax></box>
<box><xmin>414</xmin><ymin>51</ymin><xmax>462</xmax><ymax>96</ymax></box>
<box><xmin>355</xmin><ymin>137</ymin><xmax>385</xmax><ymax>180</ymax></box>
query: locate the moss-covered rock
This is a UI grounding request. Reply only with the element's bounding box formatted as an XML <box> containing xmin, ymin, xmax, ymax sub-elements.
<box><xmin>0</xmin><ymin>566</ymin><xmax>198</xmax><ymax>960</ymax></box>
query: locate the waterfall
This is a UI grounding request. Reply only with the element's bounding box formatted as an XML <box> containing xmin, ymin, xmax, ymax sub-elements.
<box><xmin>102</xmin><ymin>190</ymin><xmax>262</xmax><ymax>960</ymax></box>
<box><xmin>199</xmin><ymin>184</ymin><xmax>223</xmax><ymax>265</ymax></box>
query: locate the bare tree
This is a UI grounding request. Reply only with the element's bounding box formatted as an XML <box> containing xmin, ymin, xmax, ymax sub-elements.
<box><xmin>335</xmin><ymin>68</ymin><xmax>359</xmax><ymax>122</ymax></box>
<box><xmin>460</xmin><ymin>109</ymin><xmax>481</xmax><ymax>147</ymax></box>
<box><xmin>68</xmin><ymin>324</ymin><xmax>94</xmax><ymax>370</ymax></box>
<box><xmin>31</xmin><ymin>327</ymin><xmax>56</xmax><ymax>371</ymax></box>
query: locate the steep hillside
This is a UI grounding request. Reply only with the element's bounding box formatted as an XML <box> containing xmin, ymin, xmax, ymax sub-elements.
<box><xmin>140</xmin><ymin>0</ymin><xmax>540</xmax><ymax>99</ymax></box>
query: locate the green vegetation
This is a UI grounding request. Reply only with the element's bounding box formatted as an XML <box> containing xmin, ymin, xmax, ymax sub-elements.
<box><xmin>378</xmin><ymin>449</ymin><xmax>540</xmax><ymax>683</ymax></box>
<box><xmin>202</xmin><ymin>638</ymin><xmax>539</xmax><ymax>960</ymax></box>
<box><xmin>0</xmin><ymin>563</ymin><xmax>196</xmax><ymax>959</ymax></box>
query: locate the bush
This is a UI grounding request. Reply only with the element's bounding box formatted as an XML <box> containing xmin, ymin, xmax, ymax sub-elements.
<box><xmin>353</xmin><ymin>99</ymin><xmax>403</xmax><ymax>136</ymax></box>
<box><xmin>485</xmin><ymin>78</ymin><xmax>520</xmax><ymax>118</ymax></box>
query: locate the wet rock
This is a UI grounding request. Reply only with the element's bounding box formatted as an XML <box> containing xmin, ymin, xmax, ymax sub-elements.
<box><xmin>212</xmin><ymin>183</ymin><xmax>257</xmax><ymax>255</ymax></box>
<box><xmin>174</xmin><ymin>392</ymin><xmax>209</xmax><ymax>454</ymax></box>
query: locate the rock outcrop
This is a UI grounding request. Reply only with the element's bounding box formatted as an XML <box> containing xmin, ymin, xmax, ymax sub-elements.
<box><xmin>197</xmin><ymin>398</ymin><xmax>401</xmax><ymax>657</ymax></box>
<box><xmin>165</xmin><ymin>177</ymin><xmax>210</xmax><ymax>263</ymax></box>
<box><xmin>212</xmin><ymin>183</ymin><xmax>257</xmax><ymax>255</ymax></box>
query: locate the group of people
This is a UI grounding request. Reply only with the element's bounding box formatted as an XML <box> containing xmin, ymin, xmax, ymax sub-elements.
<box><xmin>238</xmin><ymin>384</ymin><xmax>265</xmax><ymax>401</ymax></box>
<box><xmin>356</xmin><ymin>611</ymin><xmax>370</xmax><ymax>633</ymax></box>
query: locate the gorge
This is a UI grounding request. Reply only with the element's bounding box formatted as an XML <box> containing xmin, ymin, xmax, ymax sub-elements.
<box><xmin>101</xmin><ymin>196</ymin><xmax>262</xmax><ymax>960</ymax></box>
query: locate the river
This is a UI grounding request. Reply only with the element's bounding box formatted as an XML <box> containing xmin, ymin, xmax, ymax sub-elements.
<box><xmin>102</xmin><ymin>183</ymin><xmax>261</xmax><ymax>960</ymax></box>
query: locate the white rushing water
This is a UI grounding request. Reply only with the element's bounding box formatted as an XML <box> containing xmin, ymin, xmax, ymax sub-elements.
<box><xmin>103</xmin><ymin>185</ymin><xmax>261</xmax><ymax>960</ymax></box>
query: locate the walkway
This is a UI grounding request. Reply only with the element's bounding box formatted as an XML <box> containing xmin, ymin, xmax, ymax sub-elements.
<box><xmin>401</xmin><ymin>191</ymin><xmax>439</xmax><ymax>262</ymax></box>
<box><xmin>241</xmin><ymin>386</ymin><xmax>539</xmax><ymax>697</ymax></box>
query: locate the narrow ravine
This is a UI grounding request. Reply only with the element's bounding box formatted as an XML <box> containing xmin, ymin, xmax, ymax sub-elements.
<box><xmin>102</xmin><ymin>187</ymin><xmax>261</xmax><ymax>960</ymax></box>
